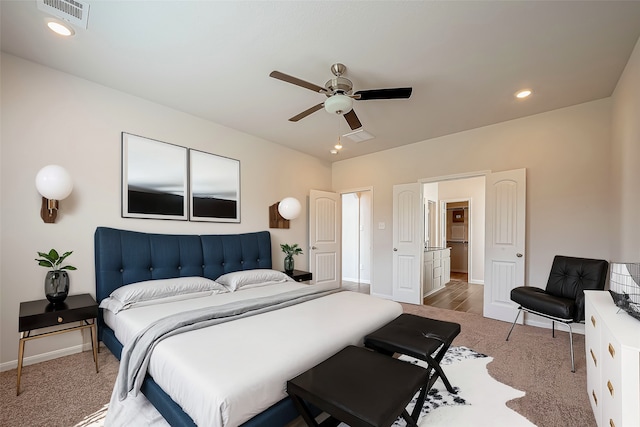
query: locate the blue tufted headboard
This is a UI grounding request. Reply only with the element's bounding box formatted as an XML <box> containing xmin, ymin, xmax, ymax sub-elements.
<box><xmin>94</xmin><ymin>227</ymin><xmax>272</xmax><ymax>304</ymax></box>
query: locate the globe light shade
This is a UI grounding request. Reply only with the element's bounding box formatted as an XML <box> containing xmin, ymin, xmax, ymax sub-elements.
<box><xmin>278</xmin><ymin>197</ymin><xmax>301</xmax><ymax>220</ymax></box>
<box><xmin>324</xmin><ymin>94</ymin><xmax>353</xmax><ymax>115</ymax></box>
<box><xmin>36</xmin><ymin>165</ymin><xmax>73</xmax><ymax>200</ymax></box>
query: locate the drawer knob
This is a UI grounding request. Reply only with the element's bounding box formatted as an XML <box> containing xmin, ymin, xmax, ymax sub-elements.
<box><xmin>590</xmin><ymin>315</ymin><xmax>596</xmax><ymax>327</ymax></box>
<box><xmin>57</xmin><ymin>316</ymin><xmax>63</xmax><ymax>323</ymax></box>
<box><xmin>590</xmin><ymin>349</ymin><xmax>597</xmax><ymax>366</ymax></box>
<box><xmin>592</xmin><ymin>390</ymin><xmax>598</xmax><ymax>406</ymax></box>
<box><xmin>608</xmin><ymin>343</ymin><xmax>615</xmax><ymax>358</ymax></box>
<box><xmin>607</xmin><ymin>380</ymin><xmax>614</xmax><ymax>396</ymax></box>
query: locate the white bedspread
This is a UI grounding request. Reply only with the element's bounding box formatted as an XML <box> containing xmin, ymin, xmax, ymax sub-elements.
<box><xmin>104</xmin><ymin>283</ymin><xmax>402</xmax><ymax>427</ymax></box>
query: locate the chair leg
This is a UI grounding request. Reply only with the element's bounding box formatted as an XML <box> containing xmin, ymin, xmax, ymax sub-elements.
<box><xmin>567</xmin><ymin>323</ymin><xmax>575</xmax><ymax>373</ymax></box>
<box><xmin>552</xmin><ymin>321</ymin><xmax>555</xmax><ymax>338</ymax></box>
<box><xmin>505</xmin><ymin>308</ymin><xmax>522</xmax><ymax>341</ymax></box>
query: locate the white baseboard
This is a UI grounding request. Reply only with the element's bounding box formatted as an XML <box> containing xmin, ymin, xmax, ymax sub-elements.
<box><xmin>370</xmin><ymin>291</ymin><xmax>393</xmax><ymax>300</ymax></box>
<box><xmin>468</xmin><ymin>279</ymin><xmax>484</xmax><ymax>285</ymax></box>
<box><xmin>0</xmin><ymin>342</ymin><xmax>94</xmax><ymax>372</ymax></box>
<box><xmin>342</xmin><ymin>277</ymin><xmax>371</xmax><ymax>284</ymax></box>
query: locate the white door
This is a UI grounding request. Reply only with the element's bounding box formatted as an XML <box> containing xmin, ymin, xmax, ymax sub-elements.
<box><xmin>392</xmin><ymin>183</ymin><xmax>423</xmax><ymax>304</ymax></box>
<box><xmin>484</xmin><ymin>169</ymin><xmax>526</xmax><ymax>322</ymax></box>
<box><xmin>309</xmin><ymin>189</ymin><xmax>341</xmax><ymax>288</ymax></box>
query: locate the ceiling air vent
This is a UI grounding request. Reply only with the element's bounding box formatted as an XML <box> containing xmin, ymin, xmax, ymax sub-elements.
<box><xmin>37</xmin><ymin>0</ymin><xmax>90</xmax><ymax>29</ymax></box>
<box><xmin>343</xmin><ymin>129</ymin><xmax>375</xmax><ymax>143</ymax></box>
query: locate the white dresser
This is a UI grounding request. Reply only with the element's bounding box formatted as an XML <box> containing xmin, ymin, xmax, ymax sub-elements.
<box><xmin>584</xmin><ymin>291</ymin><xmax>640</xmax><ymax>427</ymax></box>
<box><xmin>423</xmin><ymin>247</ymin><xmax>451</xmax><ymax>297</ymax></box>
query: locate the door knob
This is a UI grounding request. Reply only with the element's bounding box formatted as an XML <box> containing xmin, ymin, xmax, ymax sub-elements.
<box><xmin>516</xmin><ymin>253</ymin><xmax>523</xmax><ymax>257</ymax></box>
<box><xmin>393</xmin><ymin>248</ymin><xmax>398</xmax><ymax>252</ymax></box>
<box><xmin>311</xmin><ymin>246</ymin><xmax>317</xmax><ymax>250</ymax></box>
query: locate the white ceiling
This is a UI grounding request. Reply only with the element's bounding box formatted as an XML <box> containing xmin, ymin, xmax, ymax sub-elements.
<box><xmin>2</xmin><ymin>1</ymin><xmax>640</xmax><ymax>163</ymax></box>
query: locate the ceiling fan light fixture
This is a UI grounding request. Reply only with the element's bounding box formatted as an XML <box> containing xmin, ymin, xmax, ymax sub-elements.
<box><xmin>324</xmin><ymin>94</ymin><xmax>353</xmax><ymax>115</ymax></box>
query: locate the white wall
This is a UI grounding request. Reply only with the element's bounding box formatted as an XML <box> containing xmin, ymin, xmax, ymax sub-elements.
<box><xmin>358</xmin><ymin>191</ymin><xmax>372</xmax><ymax>284</ymax></box>
<box><xmin>0</xmin><ymin>54</ymin><xmax>332</xmax><ymax>367</ymax></box>
<box><xmin>611</xmin><ymin>36</ymin><xmax>640</xmax><ymax>262</ymax></box>
<box><xmin>437</xmin><ymin>177</ymin><xmax>485</xmax><ymax>284</ymax></box>
<box><xmin>333</xmin><ymin>99</ymin><xmax>612</xmax><ymax>297</ymax></box>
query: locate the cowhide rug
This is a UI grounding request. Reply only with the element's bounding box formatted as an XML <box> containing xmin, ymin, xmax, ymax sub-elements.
<box><xmin>387</xmin><ymin>346</ymin><xmax>537</xmax><ymax>427</ymax></box>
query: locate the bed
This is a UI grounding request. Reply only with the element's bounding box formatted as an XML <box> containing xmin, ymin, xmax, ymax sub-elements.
<box><xmin>95</xmin><ymin>227</ymin><xmax>402</xmax><ymax>427</ymax></box>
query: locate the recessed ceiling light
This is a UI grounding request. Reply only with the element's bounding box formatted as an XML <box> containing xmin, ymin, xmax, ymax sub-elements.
<box><xmin>47</xmin><ymin>21</ymin><xmax>75</xmax><ymax>37</ymax></box>
<box><xmin>515</xmin><ymin>89</ymin><xmax>532</xmax><ymax>99</ymax></box>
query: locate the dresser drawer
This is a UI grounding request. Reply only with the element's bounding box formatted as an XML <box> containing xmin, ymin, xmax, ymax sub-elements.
<box><xmin>584</xmin><ymin>291</ymin><xmax>640</xmax><ymax>427</ymax></box>
<box><xmin>601</xmin><ymin>330</ymin><xmax>622</xmax><ymax>427</ymax></box>
<box><xmin>585</xmin><ymin>299</ymin><xmax>602</xmax><ymax>422</ymax></box>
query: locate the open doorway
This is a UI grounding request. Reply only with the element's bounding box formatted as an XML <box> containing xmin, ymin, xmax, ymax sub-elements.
<box><xmin>341</xmin><ymin>190</ymin><xmax>372</xmax><ymax>294</ymax></box>
<box><xmin>445</xmin><ymin>200</ymin><xmax>469</xmax><ymax>283</ymax></box>
<box><xmin>421</xmin><ymin>175</ymin><xmax>485</xmax><ymax>314</ymax></box>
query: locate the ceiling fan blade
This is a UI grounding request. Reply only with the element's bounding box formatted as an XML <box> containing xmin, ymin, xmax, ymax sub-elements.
<box><xmin>270</xmin><ymin>71</ymin><xmax>327</xmax><ymax>93</ymax></box>
<box><xmin>354</xmin><ymin>87</ymin><xmax>413</xmax><ymax>100</ymax></box>
<box><xmin>289</xmin><ymin>103</ymin><xmax>325</xmax><ymax>122</ymax></box>
<box><xmin>343</xmin><ymin>109</ymin><xmax>362</xmax><ymax>130</ymax></box>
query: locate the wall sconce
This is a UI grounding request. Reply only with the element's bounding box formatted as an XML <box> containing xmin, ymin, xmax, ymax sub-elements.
<box><xmin>35</xmin><ymin>165</ymin><xmax>73</xmax><ymax>223</ymax></box>
<box><xmin>269</xmin><ymin>197</ymin><xmax>301</xmax><ymax>229</ymax></box>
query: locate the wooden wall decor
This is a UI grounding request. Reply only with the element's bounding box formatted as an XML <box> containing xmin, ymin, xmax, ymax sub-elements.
<box><xmin>269</xmin><ymin>203</ymin><xmax>290</xmax><ymax>229</ymax></box>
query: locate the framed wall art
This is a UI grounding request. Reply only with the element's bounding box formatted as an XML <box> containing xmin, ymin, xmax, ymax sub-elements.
<box><xmin>189</xmin><ymin>149</ymin><xmax>240</xmax><ymax>223</ymax></box>
<box><xmin>452</xmin><ymin>209</ymin><xmax>465</xmax><ymax>223</ymax></box>
<box><xmin>121</xmin><ymin>133</ymin><xmax>188</xmax><ymax>220</ymax></box>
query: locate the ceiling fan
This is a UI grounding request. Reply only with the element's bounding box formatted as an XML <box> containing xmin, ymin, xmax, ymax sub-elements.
<box><xmin>269</xmin><ymin>63</ymin><xmax>412</xmax><ymax>130</ymax></box>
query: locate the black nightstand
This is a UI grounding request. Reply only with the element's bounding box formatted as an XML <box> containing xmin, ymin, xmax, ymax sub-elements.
<box><xmin>17</xmin><ymin>293</ymin><xmax>99</xmax><ymax>395</ymax></box>
<box><xmin>284</xmin><ymin>269</ymin><xmax>313</xmax><ymax>283</ymax></box>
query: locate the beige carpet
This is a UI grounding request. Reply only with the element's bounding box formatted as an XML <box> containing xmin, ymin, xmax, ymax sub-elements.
<box><xmin>0</xmin><ymin>304</ymin><xmax>596</xmax><ymax>427</ymax></box>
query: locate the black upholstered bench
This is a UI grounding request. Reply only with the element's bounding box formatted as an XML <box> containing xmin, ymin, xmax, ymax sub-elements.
<box><xmin>364</xmin><ymin>313</ymin><xmax>461</xmax><ymax>419</ymax></box>
<box><xmin>287</xmin><ymin>345</ymin><xmax>429</xmax><ymax>427</ymax></box>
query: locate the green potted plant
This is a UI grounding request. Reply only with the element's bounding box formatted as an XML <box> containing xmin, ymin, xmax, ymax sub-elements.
<box><xmin>280</xmin><ymin>243</ymin><xmax>303</xmax><ymax>273</ymax></box>
<box><xmin>35</xmin><ymin>249</ymin><xmax>77</xmax><ymax>304</ymax></box>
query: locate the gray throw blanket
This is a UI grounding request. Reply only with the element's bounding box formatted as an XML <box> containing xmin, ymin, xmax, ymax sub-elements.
<box><xmin>116</xmin><ymin>286</ymin><xmax>340</xmax><ymax>401</ymax></box>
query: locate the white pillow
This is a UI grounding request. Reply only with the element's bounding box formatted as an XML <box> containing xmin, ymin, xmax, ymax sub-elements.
<box><xmin>101</xmin><ymin>276</ymin><xmax>227</xmax><ymax>313</ymax></box>
<box><xmin>100</xmin><ymin>290</ymin><xmax>215</xmax><ymax>314</ymax></box>
<box><xmin>216</xmin><ymin>269</ymin><xmax>292</xmax><ymax>291</ymax></box>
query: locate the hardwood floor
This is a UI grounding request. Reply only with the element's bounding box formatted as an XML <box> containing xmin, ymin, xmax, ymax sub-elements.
<box><xmin>341</xmin><ymin>281</ymin><xmax>370</xmax><ymax>294</ymax></box>
<box><xmin>423</xmin><ymin>275</ymin><xmax>484</xmax><ymax>315</ymax></box>
<box><xmin>342</xmin><ymin>275</ymin><xmax>483</xmax><ymax>315</ymax></box>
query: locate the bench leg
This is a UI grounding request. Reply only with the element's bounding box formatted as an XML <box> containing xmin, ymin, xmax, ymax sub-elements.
<box><xmin>289</xmin><ymin>394</ymin><xmax>320</xmax><ymax>427</ymax></box>
<box><xmin>402</xmin><ymin>409</ymin><xmax>419</xmax><ymax>427</ymax></box>
<box><xmin>410</xmin><ymin>384</ymin><xmax>428</xmax><ymax>421</ymax></box>
<box><xmin>425</xmin><ymin>354</ymin><xmax>455</xmax><ymax>393</ymax></box>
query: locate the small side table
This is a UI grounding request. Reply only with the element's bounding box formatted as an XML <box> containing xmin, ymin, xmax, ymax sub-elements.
<box><xmin>284</xmin><ymin>269</ymin><xmax>313</xmax><ymax>283</ymax></box>
<box><xmin>17</xmin><ymin>293</ymin><xmax>99</xmax><ymax>395</ymax></box>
